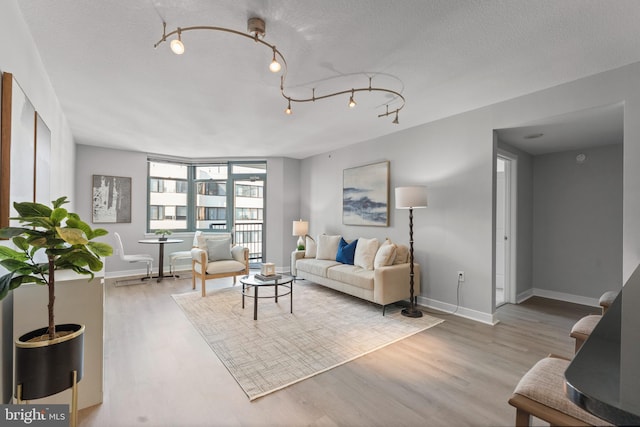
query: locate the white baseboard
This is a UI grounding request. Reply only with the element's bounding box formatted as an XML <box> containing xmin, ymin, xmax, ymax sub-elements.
<box><xmin>417</xmin><ymin>296</ymin><xmax>497</xmax><ymax>325</ymax></box>
<box><xmin>524</xmin><ymin>288</ymin><xmax>600</xmax><ymax>308</ymax></box>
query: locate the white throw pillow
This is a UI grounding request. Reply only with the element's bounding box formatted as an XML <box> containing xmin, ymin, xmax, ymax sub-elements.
<box><xmin>374</xmin><ymin>242</ymin><xmax>397</xmax><ymax>269</ymax></box>
<box><xmin>354</xmin><ymin>237</ymin><xmax>379</xmax><ymax>270</ymax></box>
<box><xmin>316</xmin><ymin>234</ymin><xmax>341</xmax><ymax>260</ymax></box>
<box><xmin>393</xmin><ymin>244</ymin><xmax>410</xmax><ymax>264</ymax></box>
<box><xmin>206</xmin><ymin>238</ymin><xmax>233</xmax><ymax>261</ymax></box>
<box><xmin>305</xmin><ymin>235</ymin><xmax>317</xmax><ymax>258</ymax></box>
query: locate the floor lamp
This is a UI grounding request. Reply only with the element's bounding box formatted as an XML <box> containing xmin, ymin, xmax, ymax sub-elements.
<box><xmin>395</xmin><ymin>186</ymin><xmax>428</xmax><ymax>318</ymax></box>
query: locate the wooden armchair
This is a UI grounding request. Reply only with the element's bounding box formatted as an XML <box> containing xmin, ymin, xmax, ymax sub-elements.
<box><xmin>191</xmin><ymin>233</ymin><xmax>249</xmax><ymax>297</ymax></box>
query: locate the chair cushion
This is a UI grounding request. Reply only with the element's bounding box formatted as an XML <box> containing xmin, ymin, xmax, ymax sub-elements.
<box><xmin>570</xmin><ymin>315</ymin><xmax>601</xmax><ymax>336</ymax></box>
<box><xmin>206</xmin><ymin>238</ymin><xmax>232</xmax><ymax>261</ymax></box>
<box><xmin>599</xmin><ymin>291</ymin><xmax>617</xmax><ymax>308</ymax></box>
<box><xmin>193</xmin><ymin>260</ymin><xmax>246</xmax><ymax>275</ymax></box>
<box><xmin>231</xmin><ymin>245</ymin><xmax>246</xmax><ymax>263</ymax></box>
<box><xmin>513</xmin><ymin>357</ymin><xmax>611</xmax><ymax>426</ymax></box>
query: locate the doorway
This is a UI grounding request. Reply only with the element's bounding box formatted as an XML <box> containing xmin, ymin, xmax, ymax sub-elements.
<box><xmin>496</xmin><ymin>152</ymin><xmax>517</xmax><ymax>307</ymax></box>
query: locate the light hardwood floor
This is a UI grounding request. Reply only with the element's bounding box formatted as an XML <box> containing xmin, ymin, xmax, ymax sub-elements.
<box><xmin>79</xmin><ymin>276</ymin><xmax>597</xmax><ymax>427</ymax></box>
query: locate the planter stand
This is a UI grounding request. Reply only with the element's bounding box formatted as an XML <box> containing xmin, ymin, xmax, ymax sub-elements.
<box><xmin>14</xmin><ymin>324</ymin><xmax>85</xmax><ymax>427</ymax></box>
<box><xmin>15</xmin><ymin>370</ymin><xmax>80</xmax><ymax>427</ymax></box>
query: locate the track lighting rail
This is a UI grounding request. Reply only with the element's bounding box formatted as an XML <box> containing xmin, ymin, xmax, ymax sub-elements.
<box><xmin>154</xmin><ymin>18</ymin><xmax>405</xmax><ymax>123</ymax></box>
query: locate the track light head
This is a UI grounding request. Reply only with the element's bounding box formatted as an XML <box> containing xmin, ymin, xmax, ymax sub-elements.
<box><xmin>170</xmin><ymin>29</ymin><xmax>184</xmax><ymax>54</ymax></box>
<box><xmin>348</xmin><ymin>90</ymin><xmax>356</xmax><ymax>108</ymax></box>
<box><xmin>269</xmin><ymin>48</ymin><xmax>281</xmax><ymax>73</ymax></box>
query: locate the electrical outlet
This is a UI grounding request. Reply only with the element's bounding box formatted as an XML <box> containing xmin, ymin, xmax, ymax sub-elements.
<box><xmin>457</xmin><ymin>271</ymin><xmax>465</xmax><ymax>282</ymax></box>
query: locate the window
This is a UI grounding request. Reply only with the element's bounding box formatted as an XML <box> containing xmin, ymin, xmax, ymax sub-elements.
<box><xmin>147</xmin><ymin>160</ymin><xmax>266</xmax><ymax>233</ymax></box>
<box><xmin>148</xmin><ymin>161</ymin><xmax>189</xmax><ymax>230</ymax></box>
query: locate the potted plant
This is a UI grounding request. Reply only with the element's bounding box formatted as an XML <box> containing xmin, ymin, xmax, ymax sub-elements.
<box><xmin>154</xmin><ymin>229</ymin><xmax>172</xmax><ymax>241</ymax></box>
<box><xmin>0</xmin><ymin>196</ymin><xmax>112</xmax><ymax>405</ymax></box>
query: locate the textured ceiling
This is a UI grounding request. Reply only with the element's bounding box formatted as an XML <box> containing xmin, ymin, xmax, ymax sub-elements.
<box><xmin>16</xmin><ymin>0</ymin><xmax>640</xmax><ymax>159</ymax></box>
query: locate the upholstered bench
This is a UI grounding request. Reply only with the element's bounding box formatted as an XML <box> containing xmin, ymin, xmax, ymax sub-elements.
<box><xmin>508</xmin><ymin>356</ymin><xmax>612</xmax><ymax>426</ymax></box>
<box><xmin>570</xmin><ymin>315</ymin><xmax>601</xmax><ymax>353</ymax></box>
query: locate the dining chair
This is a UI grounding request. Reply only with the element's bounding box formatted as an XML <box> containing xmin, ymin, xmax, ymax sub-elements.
<box><xmin>168</xmin><ymin>231</ymin><xmax>202</xmax><ymax>277</ymax></box>
<box><xmin>113</xmin><ymin>232</ymin><xmax>154</xmax><ymax>278</ymax></box>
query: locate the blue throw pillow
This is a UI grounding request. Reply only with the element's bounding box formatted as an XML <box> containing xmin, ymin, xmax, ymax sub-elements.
<box><xmin>336</xmin><ymin>238</ymin><xmax>358</xmax><ymax>265</ymax></box>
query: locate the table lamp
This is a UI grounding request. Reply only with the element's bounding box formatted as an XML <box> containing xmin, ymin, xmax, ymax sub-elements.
<box><xmin>395</xmin><ymin>186</ymin><xmax>428</xmax><ymax>318</ymax></box>
<box><xmin>292</xmin><ymin>220</ymin><xmax>309</xmax><ymax>250</ymax></box>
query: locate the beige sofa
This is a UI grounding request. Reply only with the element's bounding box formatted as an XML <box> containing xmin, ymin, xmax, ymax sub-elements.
<box><xmin>291</xmin><ymin>235</ymin><xmax>420</xmax><ymax>314</ymax></box>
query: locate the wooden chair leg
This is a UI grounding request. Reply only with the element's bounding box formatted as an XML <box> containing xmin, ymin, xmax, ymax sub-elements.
<box><xmin>201</xmin><ymin>274</ymin><xmax>206</xmax><ymax>297</ymax></box>
<box><xmin>515</xmin><ymin>408</ymin><xmax>531</xmax><ymax>427</ymax></box>
<box><xmin>191</xmin><ymin>261</ymin><xmax>196</xmax><ymax>290</ymax></box>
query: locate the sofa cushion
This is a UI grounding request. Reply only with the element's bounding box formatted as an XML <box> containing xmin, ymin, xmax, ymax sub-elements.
<box><xmin>316</xmin><ymin>234</ymin><xmax>342</xmax><ymax>260</ymax></box>
<box><xmin>206</xmin><ymin>238</ymin><xmax>232</xmax><ymax>261</ymax></box>
<box><xmin>327</xmin><ymin>264</ymin><xmax>374</xmax><ymax>290</ymax></box>
<box><xmin>374</xmin><ymin>241</ymin><xmax>397</xmax><ymax>268</ymax></box>
<box><xmin>297</xmin><ymin>258</ymin><xmax>340</xmax><ymax>277</ymax></box>
<box><xmin>336</xmin><ymin>238</ymin><xmax>358</xmax><ymax>265</ymax></box>
<box><xmin>393</xmin><ymin>244</ymin><xmax>410</xmax><ymax>264</ymax></box>
<box><xmin>354</xmin><ymin>237</ymin><xmax>379</xmax><ymax>270</ymax></box>
<box><xmin>305</xmin><ymin>235</ymin><xmax>317</xmax><ymax>258</ymax></box>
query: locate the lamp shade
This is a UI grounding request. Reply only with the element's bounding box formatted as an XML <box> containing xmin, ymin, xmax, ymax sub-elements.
<box><xmin>292</xmin><ymin>220</ymin><xmax>309</xmax><ymax>236</ymax></box>
<box><xmin>395</xmin><ymin>186</ymin><xmax>428</xmax><ymax>209</ymax></box>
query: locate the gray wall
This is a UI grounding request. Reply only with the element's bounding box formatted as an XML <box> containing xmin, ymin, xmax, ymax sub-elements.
<box><xmin>533</xmin><ymin>145</ymin><xmax>623</xmax><ymax>299</ymax></box>
<box><xmin>302</xmin><ymin>62</ymin><xmax>640</xmax><ymax>324</ymax></box>
<box><xmin>0</xmin><ymin>0</ymin><xmax>77</xmax><ymax>403</ymax></box>
<box><xmin>75</xmin><ymin>144</ymin><xmax>300</xmax><ymax>276</ymax></box>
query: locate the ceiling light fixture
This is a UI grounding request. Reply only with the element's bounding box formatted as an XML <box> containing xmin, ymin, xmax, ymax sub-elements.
<box><xmin>269</xmin><ymin>47</ymin><xmax>282</xmax><ymax>73</ymax></box>
<box><xmin>348</xmin><ymin>89</ymin><xmax>357</xmax><ymax>108</ymax></box>
<box><xmin>170</xmin><ymin>27</ymin><xmax>184</xmax><ymax>55</ymax></box>
<box><xmin>285</xmin><ymin>98</ymin><xmax>292</xmax><ymax>115</ymax></box>
<box><xmin>154</xmin><ymin>17</ymin><xmax>405</xmax><ymax>123</ymax></box>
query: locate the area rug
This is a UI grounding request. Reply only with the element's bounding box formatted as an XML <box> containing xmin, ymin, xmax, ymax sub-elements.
<box><xmin>172</xmin><ymin>281</ymin><xmax>443</xmax><ymax>400</ymax></box>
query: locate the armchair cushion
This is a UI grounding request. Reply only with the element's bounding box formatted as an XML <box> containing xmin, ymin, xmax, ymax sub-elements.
<box><xmin>206</xmin><ymin>237</ymin><xmax>233</xmax><ymax>261</ymax></box>
<box><xmin>231</xmin><ymin>245</ymin><xmax>246</xmax><ymax>263</ymax></box>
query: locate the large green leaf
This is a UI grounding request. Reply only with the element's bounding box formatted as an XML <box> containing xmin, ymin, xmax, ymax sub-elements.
<box><xmin>13</xmin><ymin>201</ymin><xmax>52</xmax><ymax>218</ymax></box>
<box><xmin>12</xmin><ymin>236</ymin><xmax>29</xmax><ymax>251</ymax></box>
<box><xmin>0</xmin><ymin>227</ymin><xmax>30</xmax><ymax>239</ymax></box>
<box><xmin>0</xmin><ymin>273</ymin><xmax>13</xmax><ymax>300</ymax></box>
<box><xmin>0</xmin><ymin>246</ymin><xmax>27</xmax><ymax>261</ymax></box>
<box><xmin>0</xmin><ymin>259</ymin><xmax>38</xmax><ymax>274</ymax></box>
<box><xmin>51</xmin><ymin>196</ymin><xmax>70</xmax><ymax>209</ymax></box>
<box><xmin>65</xmin><ymin>217</ymin><xmax>92</xmax><ymax>239</ymax></box>
<box><xmin>57</xmin><ymin>227</ymin><xmax>88</xmax><ymax>245</ymax></box>
<box><xmin>87</xmin><ymin>241</ymin><xmax>113</xmax><ymax>257</ymax></box>
<box><xmin>50</xmin><ymin>207</ymin><xmax>68</xmax><ymax>225</ymax></box>
<box><xmin>91</xmin><ymin>228</ymin><xmax>109</xmax><ymax>238</ymax></box>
